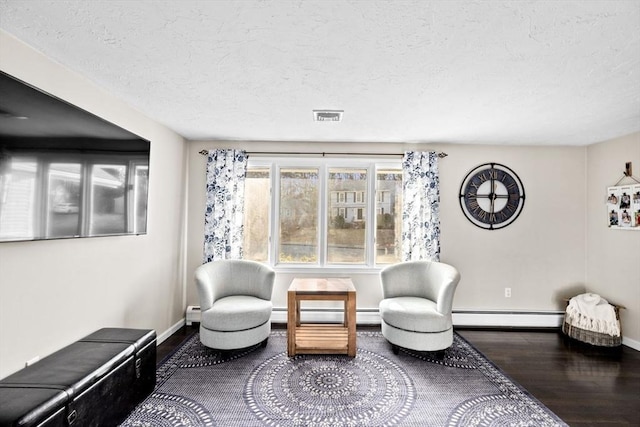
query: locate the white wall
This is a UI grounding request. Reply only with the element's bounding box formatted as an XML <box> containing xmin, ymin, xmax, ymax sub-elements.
<box><xmin>442</xmin><ymin>144</ymin><xmax>587</xmax><ymax>311</ymax></box>
<box><xmin>0</xmin><ymin>31</ymin><xmax>188</xmax><ymax>378</ymax></box>
<box><xmin>186</xmin><ymin>141</ymin><xmax>587</xmax><ymax>322</ymax></box>
<box><xmin>586</xmin><ymin>132</ymin><xmax>640</xmax><ymax>346</ymax></box>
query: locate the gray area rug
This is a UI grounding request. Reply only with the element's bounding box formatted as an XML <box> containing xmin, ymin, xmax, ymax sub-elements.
<box><xmin>121</xmin><ymin>330</ymin><xmax>567</xmax><ymax>426</ymax></box>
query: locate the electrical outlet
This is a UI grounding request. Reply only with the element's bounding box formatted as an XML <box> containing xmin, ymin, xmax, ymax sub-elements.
<box><xmin>504</xmin><ymin>287</ymin><xmax>512</xmax><ymax>298</ymax></box>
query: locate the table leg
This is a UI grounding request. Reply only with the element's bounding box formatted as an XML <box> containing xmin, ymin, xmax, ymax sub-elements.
<box><xmin>343</xmin><ymin>300</ymin><xmax>347</xmax><ymax>327</ymax></box>
<box><xmin>347</xmin><ymin>292</ymin><xmax>356</xmax><ymax>357</ymax></box>
<box><xmin>287</xmin><ymin>290</ymin><xmax>296</xmax><ymax>356</ymax></box>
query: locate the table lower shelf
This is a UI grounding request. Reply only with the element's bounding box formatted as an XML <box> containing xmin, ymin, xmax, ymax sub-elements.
<box><xmin>289</xmin><ymin>324</ymin><xmax>351</xmax><ymax>355</ymax></box>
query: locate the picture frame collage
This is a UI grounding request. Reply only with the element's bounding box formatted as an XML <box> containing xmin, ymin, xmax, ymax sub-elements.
<box><xmin>607</xmin><ymin>184</ymin><xmax>640</xmax><ymax>229</ymax></box>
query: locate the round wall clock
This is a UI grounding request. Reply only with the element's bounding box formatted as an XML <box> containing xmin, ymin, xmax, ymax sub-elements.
<box><xmin>459</xmin><ymin>163</ymin><xmax>525</xmax><ymax>230</ymax></box>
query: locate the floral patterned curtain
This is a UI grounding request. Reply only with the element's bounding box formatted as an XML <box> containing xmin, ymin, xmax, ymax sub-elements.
<box><xmin>203</xmin><ymin>149</ymin><xmax>248</xmax><ymax>262</ymax></box>
<box><xmin>401</xmin><ymin>151</ymin><xmax>440</xmax><ymax>261</ymax></box>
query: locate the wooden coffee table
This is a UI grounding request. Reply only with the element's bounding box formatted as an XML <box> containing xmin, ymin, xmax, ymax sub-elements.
<box><xmin>287</xmin><ymin>277</ymin><xmax>356</xmax><ymax>357</ymax></box>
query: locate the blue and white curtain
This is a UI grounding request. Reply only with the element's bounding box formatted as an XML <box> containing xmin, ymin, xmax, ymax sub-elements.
<box><xmin>203</xmin><ymin>149</ymin><xmax>248</xmax><ymax>262</ymax></box>
<box><xmin>401</xmin><ymin>151</ymin><xmax>440</xmax><ymax>261</ymax></box>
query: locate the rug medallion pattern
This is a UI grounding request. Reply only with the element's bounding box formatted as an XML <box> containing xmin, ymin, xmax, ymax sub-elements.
<box><xmin>244</xmin><ymin>349</ymin><xmax>415</xmax><ymax>426</ymax></box>
<box><xmin>121</xmin><ymin>331</ymin><xmax>567</xmax><ymax>427</ymax></box>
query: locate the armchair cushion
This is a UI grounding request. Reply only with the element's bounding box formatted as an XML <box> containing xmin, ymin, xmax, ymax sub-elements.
<box><xmin>379</xmin><ymin>297</ymin><xmax>451</xmax><ymax>333</ymax></box>
<box><xmin>201</xmin><ymin>296</ymin><xmax>272</xmax><ymax>332</ymax></box>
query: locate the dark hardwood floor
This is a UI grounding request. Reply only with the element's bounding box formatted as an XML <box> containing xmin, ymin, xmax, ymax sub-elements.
<box><xmin>157</xmin><ymin>325</ymin><xmax>640</xmax><ymax>426</ymax></box>
<box><xmin>457</xmin><ymin>329</ymin><xmax>640</xmax><ymax>427</ymax></box>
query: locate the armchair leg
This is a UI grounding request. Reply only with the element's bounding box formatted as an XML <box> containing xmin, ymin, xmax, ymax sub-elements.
<box><xmin>260</xmin><ymin>337</ymin><xmax>269</xmax><ymax>348</ymax></box>
<box><xmin>391</xmin><ymin>344</ymin><xmax>400</xmax><ymax>355</ymax></box>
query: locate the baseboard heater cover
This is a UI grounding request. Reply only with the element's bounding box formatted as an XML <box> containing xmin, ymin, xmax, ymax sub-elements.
<box><xmin>186</xmin><ymin>306</ymin><xmax>565</xmax><ymax>328</ymax></box>
<box><xmin>186</xmin><ymin>305</ymin><xmax>201</xmax><ymax>326</ymax></box>
<box><xmin>452</xmin><ymin>310</ymin><xmax>564</xmax><ymax>328</ymax></box>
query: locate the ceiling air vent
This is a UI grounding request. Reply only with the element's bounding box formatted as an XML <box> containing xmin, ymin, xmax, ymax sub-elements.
<box><xmin>313</xmin><ymin>110</ymin><xmax>343</xmax><ymax>122</ymax></box>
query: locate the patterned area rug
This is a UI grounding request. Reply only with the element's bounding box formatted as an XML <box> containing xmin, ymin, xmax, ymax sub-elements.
<box><xmin>121</xmin><ymin>331</ymin><xmax>567</xmax><ymax>426</ymax></box>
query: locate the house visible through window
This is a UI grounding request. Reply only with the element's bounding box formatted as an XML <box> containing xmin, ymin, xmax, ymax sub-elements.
<box><xmin>242</xmin><ymin>158</ymin><xmax>403</xmax><ymax>268</ymax></box>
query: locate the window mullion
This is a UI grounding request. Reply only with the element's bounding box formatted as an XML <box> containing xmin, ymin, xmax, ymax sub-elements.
<box><xmin>268</xmin><ymin>163</ymin><xmax>275</xmax><ymax>265</ymax></box>
<box><xmin>271</xmin><ymin>165</ymin><xmax>281</xmax><ymax>266</ymax></box>
<box><xmin>318</xmin><ymin>164</ymin><xmax>327</xmax><ymax>266</ymax></box>
<box><xmin>366</xmin><ymin>164</ymin><xmax>376</xmax><ymax>267</ymax></box>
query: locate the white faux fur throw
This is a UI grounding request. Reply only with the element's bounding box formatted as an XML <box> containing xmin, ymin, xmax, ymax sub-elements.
<box><xmin>565</xmin><ymin>293</ymin><xmax>620</xmax><ymax>337</ymax></box>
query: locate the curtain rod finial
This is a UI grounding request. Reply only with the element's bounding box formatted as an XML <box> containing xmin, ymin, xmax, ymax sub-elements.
<box><xmin>438</xmin><ymin>152</ymin><xmax>448</xmax><ymax>158</ymax></box>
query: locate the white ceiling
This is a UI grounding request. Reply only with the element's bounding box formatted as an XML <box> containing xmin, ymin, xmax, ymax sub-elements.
<box><xmin>1</xmin><ymin>0</ymin><xmax>639</xmax><ymax>146</ymax></box>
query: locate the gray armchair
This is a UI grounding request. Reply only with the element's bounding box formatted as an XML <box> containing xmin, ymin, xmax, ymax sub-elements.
<box><xmin>379</xmin><ymin>260</ymin><xmax>460</xmax><ymax>353</ymax></box>
<box><xmin>195</xmin><ymin>259</ymin><xmax>275</xmax><ymax>350</ymax></box>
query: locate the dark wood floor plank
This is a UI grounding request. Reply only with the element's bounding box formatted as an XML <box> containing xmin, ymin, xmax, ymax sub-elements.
<box><xmin>457</xmin><ymin>329</ymin><xmax>640</xmax><ymax>426</ymax></box>
<box><xmin>157</xmin><ymin>325</ymin><xmax>640</xmax><ymax>426</ymax></box>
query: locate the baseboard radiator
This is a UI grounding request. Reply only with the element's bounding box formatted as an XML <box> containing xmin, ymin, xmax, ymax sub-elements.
<box><xmin>186</xmin><ymin>306</ymin><xmax>564</xmax><ymax>328</ymax></box>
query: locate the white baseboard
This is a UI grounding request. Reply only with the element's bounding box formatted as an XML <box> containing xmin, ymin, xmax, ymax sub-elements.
<box><xmin>452</xmin><ymin>310</ymin><xmax>565</xmax><ymax>328</ymax></box>
<box><xmin>622</xmin><ymin>336</ymin><xmax>640</xmax><ymax>351</ymax></box>
<box><xmin>157</xmin><ymin>318</ymin><xmax>186</xmax><ymax>345</ymax></box>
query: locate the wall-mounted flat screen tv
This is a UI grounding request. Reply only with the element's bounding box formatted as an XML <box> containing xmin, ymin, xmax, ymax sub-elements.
<box><xmin>0</xmin><ymin>71</ymin><xmax>150</xmax><ymax>242</ymax></box>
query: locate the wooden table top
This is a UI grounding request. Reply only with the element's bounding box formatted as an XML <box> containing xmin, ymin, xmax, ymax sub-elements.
<box><xmin>288</xmin><ymin>277</ymin><xmax>355</xmax><ymax>294</ymax></box>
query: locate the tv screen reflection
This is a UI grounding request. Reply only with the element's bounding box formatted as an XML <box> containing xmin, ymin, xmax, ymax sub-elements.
<box><xmin>0</xmin><ymin>71</ymin><xmax>150</xmax><ymax>242</ymax></box>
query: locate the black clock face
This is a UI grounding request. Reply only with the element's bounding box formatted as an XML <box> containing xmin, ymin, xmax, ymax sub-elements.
<box><xmin>459</xmin><ymin>163</ymin><xmax>525</xmax><ymax>230</ymax></box>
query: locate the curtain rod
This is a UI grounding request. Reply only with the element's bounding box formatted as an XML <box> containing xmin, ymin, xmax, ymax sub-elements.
<box><xmin>198</xmin><ymin>150</ymin><xmax>448</xmax><ymax>158</ymax></box>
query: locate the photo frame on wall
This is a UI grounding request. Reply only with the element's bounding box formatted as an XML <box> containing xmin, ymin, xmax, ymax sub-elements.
<box><xmin>607</xmin><ymin>184</ymin><xmax>640</xmax><ymax>230</ymax></box>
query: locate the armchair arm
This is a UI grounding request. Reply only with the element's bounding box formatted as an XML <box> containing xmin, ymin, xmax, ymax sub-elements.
<box><xmin>436</xmin><ymin>271</ymin><xmax>460</xmax><ymax>315</ymax></box>
<box><xmin>432</xmin><ymin>262</ymin><xmax>460</xmax><ymax>314</ymax></box>
<box><xmin>194</xmin><ymin>265</ymin><xmax>216</xmax><ymax>312</ymax></box>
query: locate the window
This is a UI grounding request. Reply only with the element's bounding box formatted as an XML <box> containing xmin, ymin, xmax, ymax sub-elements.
<box><xmin>375</xmin><ymin>169</ymin><xmax>403</xmax><ymax>264</ymax></box>
<box><xmin>243</xmin><ymin>158</ymin><xmax>403</xmax><ymax>268</ymax></box>
<box><xmin>278</xmin><ymin>168</ymin><xmax>319</xmax><ymax>263</ymax></box>
<box><xmin>328</xmin><ymin>167</ymin><xmax>367</xmax><ymax>264</ymax></box>
<box><xmin>243</xmin><ymin>168</ymin><xmax>270</xmax><ymax>262</ymax></box>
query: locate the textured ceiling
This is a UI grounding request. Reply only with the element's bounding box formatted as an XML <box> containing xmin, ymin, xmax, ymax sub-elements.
<box><xmin>1</xmin><ymin>0</ymin><xmax>639</xmax><ymax>146</ymax></box>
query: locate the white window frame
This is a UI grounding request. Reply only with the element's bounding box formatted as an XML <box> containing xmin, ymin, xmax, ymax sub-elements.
<box><xmin>246</xmin><ymin>157</ymin><xmax>402</xmax><ymax>273</ymax></box>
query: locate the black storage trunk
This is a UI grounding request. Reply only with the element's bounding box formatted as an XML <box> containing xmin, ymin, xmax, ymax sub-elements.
<box><xmin>79</xmin><ymin>328</ymin><xmax>157</xmax><ymax>405</ymax></box>
<box><xmin>0</xmin><ymin>328</ymin><xmax>156</xmax><ymax>427</ymax></box>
